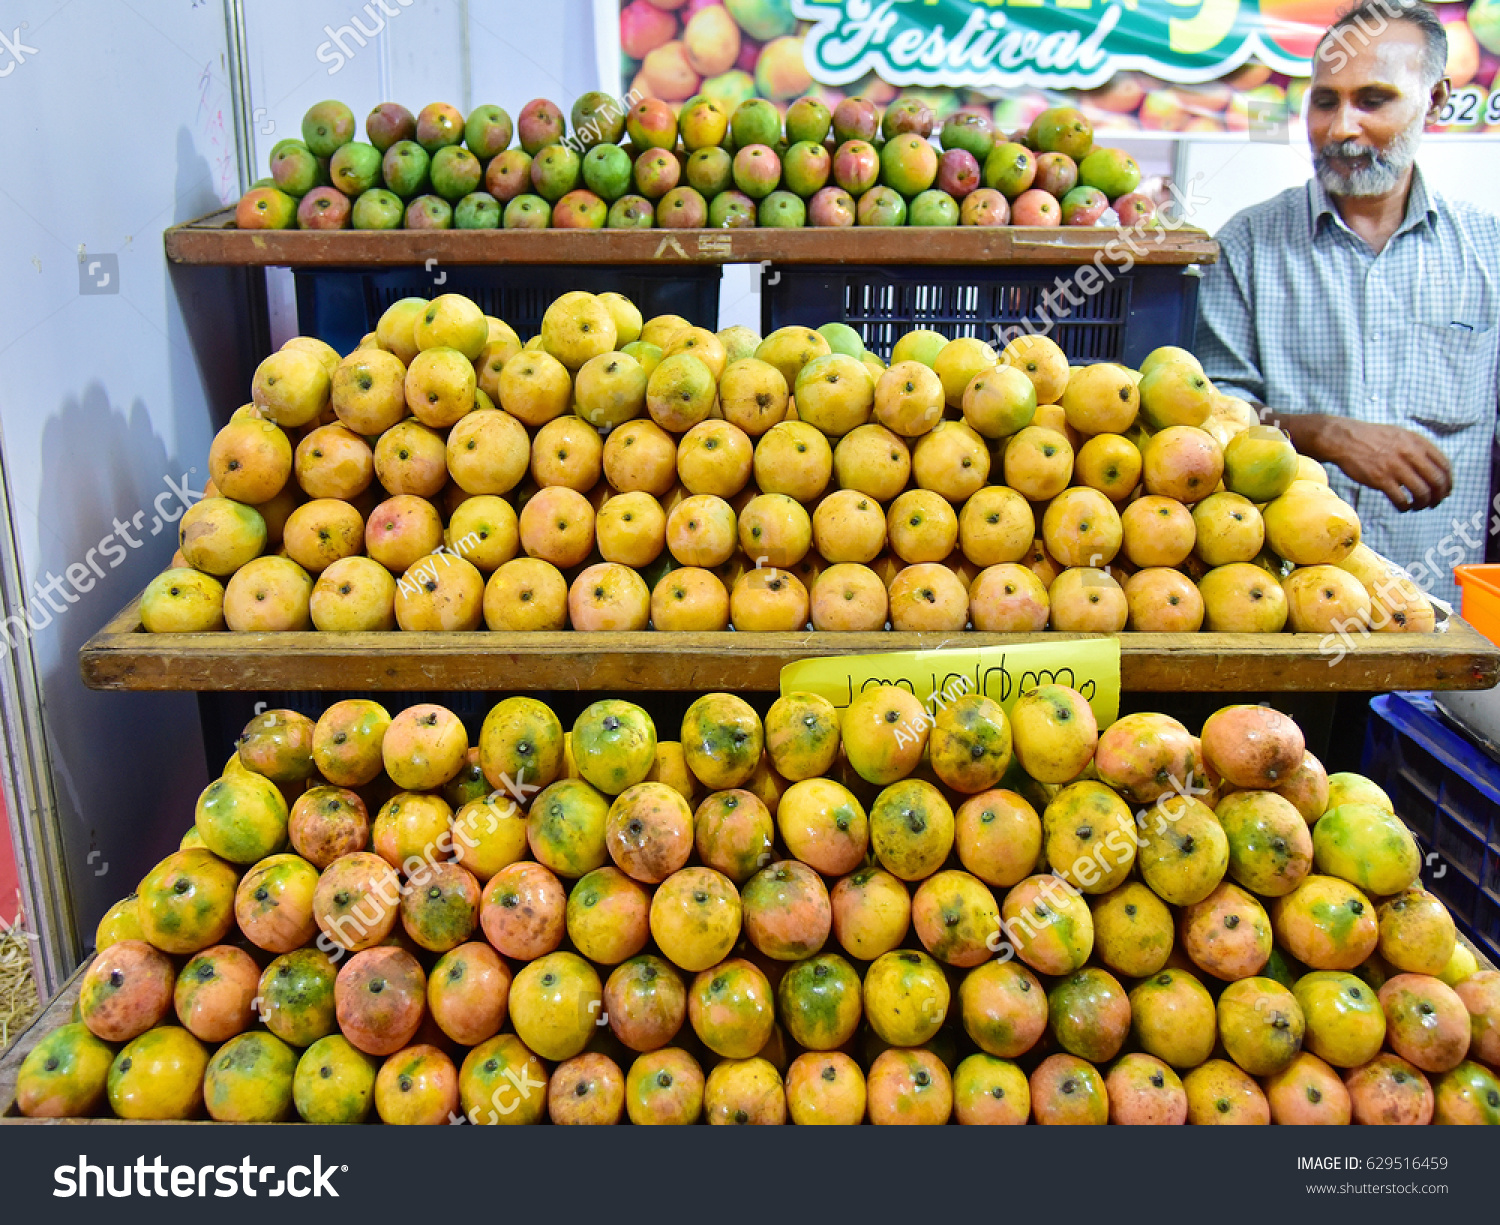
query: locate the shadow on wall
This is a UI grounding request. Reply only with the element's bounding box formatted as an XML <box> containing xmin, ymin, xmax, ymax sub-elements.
<box><xmin>169</xmin><ymin>125</ymin><xmax>269</xmax><ymax>430</ymax></box>
<box><xmin>22</xmin><ymin>123</ymin><xmax>236</xmax><ymax>953</ymax></box>
<box><xmin>31</xmin><ymin>384</ymin><xmax>209</xmax><ymax>951</ymax></box>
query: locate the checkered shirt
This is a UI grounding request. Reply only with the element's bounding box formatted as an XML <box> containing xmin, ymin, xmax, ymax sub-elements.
<box><xmin>1195</xmin><ymin>166</ymin><xmax>1500</xmax><ymax>606</ymax></box>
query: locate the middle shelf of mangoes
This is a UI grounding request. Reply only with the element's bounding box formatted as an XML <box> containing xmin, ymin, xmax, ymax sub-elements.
<box><xmin>75</xmin><ymin>286</ymin><xmax>1500</xmax><ymax>691</ymax></box>
<box><xmin>133</xmin><ymin>287</ymin><xmax>1435</xmax><ymax>647</ymax></box>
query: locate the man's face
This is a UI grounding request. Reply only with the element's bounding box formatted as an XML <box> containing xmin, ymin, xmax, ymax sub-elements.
<box><xmin>1308</xmin><ymin>21</ymin><xmax>1440</xmax><ymax>197</ymax></box>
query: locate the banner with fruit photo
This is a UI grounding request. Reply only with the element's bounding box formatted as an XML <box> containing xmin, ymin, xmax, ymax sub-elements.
<box><xmin>618</xmin><ymin>0</ymin><xmax>1500</xmax><ymax>135</ymax></box>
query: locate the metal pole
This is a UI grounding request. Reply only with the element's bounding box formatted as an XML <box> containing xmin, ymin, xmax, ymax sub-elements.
<box><xmin>0</xmin><ymin>420</ymin><xmax>80</xmax><ymax>999</ymax></box>
<box><xmin>222</xmin><ymin>0</ymin><xmax>254</xmax><ymax>198</ymax></box>
<box><xmin>458</xmin><ymin>0</ymin><xmax>472</xmax><ymax>117</ymax></box>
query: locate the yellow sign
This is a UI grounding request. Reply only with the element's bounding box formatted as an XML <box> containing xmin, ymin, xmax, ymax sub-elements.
<box><xmin>779</xmin><ymin>639</ymin><xmax>1121</xmax><ymax>727</ymax></box>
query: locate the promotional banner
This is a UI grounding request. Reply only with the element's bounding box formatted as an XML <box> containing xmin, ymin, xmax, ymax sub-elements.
<box><xmin>619</xmin><ymin>0</ymin><xmax>1500</xmax><ymax>135</ymax></box>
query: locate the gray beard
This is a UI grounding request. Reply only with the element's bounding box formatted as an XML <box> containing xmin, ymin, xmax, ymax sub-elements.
<box><xmin>1314</xmin><ymin>113</ymin><xmax>1424</xmax><ymax>198</ymax></box>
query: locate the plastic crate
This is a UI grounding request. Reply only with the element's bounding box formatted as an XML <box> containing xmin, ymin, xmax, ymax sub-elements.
<box><xmin>1361</xmin><ymin>691</ymin><xmax>1500</xmax><ymax>965</ymax></box>
<box><xmin>293</xmin><ymin>265</ymin><xmax>723</xmax><ymax>356</ymax></box>
<box><xmin>759</xmin><ymin>263</ymin><xmax>1199</xmax><ymax>365</ymax></box>
<box><xmin>1455</xmin><ymin>564</ymin><xmax>1500</xmax><ymax>647</ymax></box>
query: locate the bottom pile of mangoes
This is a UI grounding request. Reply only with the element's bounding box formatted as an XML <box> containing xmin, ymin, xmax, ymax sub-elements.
<box><xmin>14</xmin><ymin>682</ymin><xmax>1499</xmax><ymax>1124</ymax></box>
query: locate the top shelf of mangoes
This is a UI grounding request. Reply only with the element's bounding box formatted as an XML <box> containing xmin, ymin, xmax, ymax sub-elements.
<box><xmin>79</xmin><ymin>287</ymin><xmax>1500</xmax><ymax>695</ymax></box>
<box><xmin>178</xmin><ymin>93</ymin><xmax>1217</xmax><ymax>266</ymax></box>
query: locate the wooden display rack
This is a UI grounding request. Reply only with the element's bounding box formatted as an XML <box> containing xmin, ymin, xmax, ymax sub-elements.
<box><xmin>11</xmin><ymin>210</ymin><xmax>1498</xmax><ymax>1127</ymax></box>
<box><xmin>164</xmin><ymin>208</ymin><xmax>1218</xmax><ymax>269</ymax></box>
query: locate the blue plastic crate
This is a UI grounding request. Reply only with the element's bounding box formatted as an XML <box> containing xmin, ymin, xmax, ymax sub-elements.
<box><xmin>1362</xmin><ymin>691</ymin><xmax>1500</xmax><ymax>966</ymax></box>
<box><xmin>759</xmin><ymin>263</ymin><xmax>1199</xmax><ymax>365</ymax></box>
<box><xmin>293</xmin><ymin>265</ymin><xmax>723</xmax><ymax>357</ymax></box>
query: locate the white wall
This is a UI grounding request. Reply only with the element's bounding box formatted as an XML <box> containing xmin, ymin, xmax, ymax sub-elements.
<box><xmin>0</xmin><ymin>2</ymin><xmax>241</xmax><ymax>968</ymax></box>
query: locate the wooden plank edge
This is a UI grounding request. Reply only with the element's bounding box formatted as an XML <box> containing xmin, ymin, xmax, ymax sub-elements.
<box><xmin>175</xmin><ymin>206</ymin><xmax>1216</xmax><ymax>239</ymax></box>
<box><xmin>163</xmin><ymin>219</ymin><xmax>1218</xmax><ymax>268</ymax></box>
<box><xmin>78</xmin><ymin>626</ymin><xmax>1500</xmax><ymax>692</ymax></box>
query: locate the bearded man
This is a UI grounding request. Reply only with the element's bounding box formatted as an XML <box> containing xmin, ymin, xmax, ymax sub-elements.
<box><xmin>1196</xmin><ymin>0</ymin><xmax>1500</xmax><ymax>603</ymax></box>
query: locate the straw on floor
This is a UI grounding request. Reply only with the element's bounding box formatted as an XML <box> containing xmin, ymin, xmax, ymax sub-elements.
<box><xmin>0</xmin><ymin>925</ymin><xmax>40</xmax><ymax>1052</ymax></box>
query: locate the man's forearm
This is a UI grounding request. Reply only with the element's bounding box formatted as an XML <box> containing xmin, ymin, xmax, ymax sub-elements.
<box><xmin>1249</xmin><ymin>403</ymin><xmax>1334</xmax><ymax>463</ymax></box>
<box><xmin>1242</xmin><ymin>406</ymin><xmax>1455</xmax><ymax>511</ymax></box>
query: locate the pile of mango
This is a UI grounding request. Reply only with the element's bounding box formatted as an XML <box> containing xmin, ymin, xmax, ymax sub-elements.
<box><xmin>234</xmin><ymin>93</ymin><xmax>1150</xmax><ymax>233</ymax></box>
<box><xmin>14</xmin><ymin>688</ymin><xmax>1498</xmax><ymax>1123</ymax></box>
<box><xmin>140</xmin><ymin>288</ymin><xmax>1433</xmax><ymax>640</ymax></box>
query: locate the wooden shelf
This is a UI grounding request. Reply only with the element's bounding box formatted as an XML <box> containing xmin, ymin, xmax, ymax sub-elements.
<box><xmin>165</xmin><ymin>208</ymin><xmax>1218</xmax><ymax>268</ymax></box>
<box><xmin>78</xmin><ymin>593</ymin><xmax>1500</xmax><ymax>694</ymax></box>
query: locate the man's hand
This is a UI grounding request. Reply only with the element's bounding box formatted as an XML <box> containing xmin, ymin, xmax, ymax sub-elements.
<box><xmin>1282</xmin><ymin>415</ymin><xmax>1453</xmax><ymax>511</ymax></box>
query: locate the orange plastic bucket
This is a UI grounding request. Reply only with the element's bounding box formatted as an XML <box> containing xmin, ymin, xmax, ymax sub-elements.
<box><xmin>1455</xmin><ymin>565</ymin><xmax>1500</xmax><ymax>647</ymax></box>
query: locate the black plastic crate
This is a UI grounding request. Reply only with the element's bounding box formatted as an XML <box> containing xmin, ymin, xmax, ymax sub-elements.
<box><xmin>760</xmin><ymin>263</ymin><xmax>1199</xmax><ymax>366</ymax></box>
<box><xmin>1362</xmin><ymin>691</ymin><xmax>1500</xmax><ymax>966</ymax></box>
<box><xmin>293</xmin><ymin>265</ymin><xmax>723</xmax><ymax>356</ymax></box>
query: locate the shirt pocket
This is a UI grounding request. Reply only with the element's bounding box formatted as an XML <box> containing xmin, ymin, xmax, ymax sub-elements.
<box><xmin>1405</xmin><ymin>321</ymin><xmax>1494</xmax><ymax>432</ymax></box>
